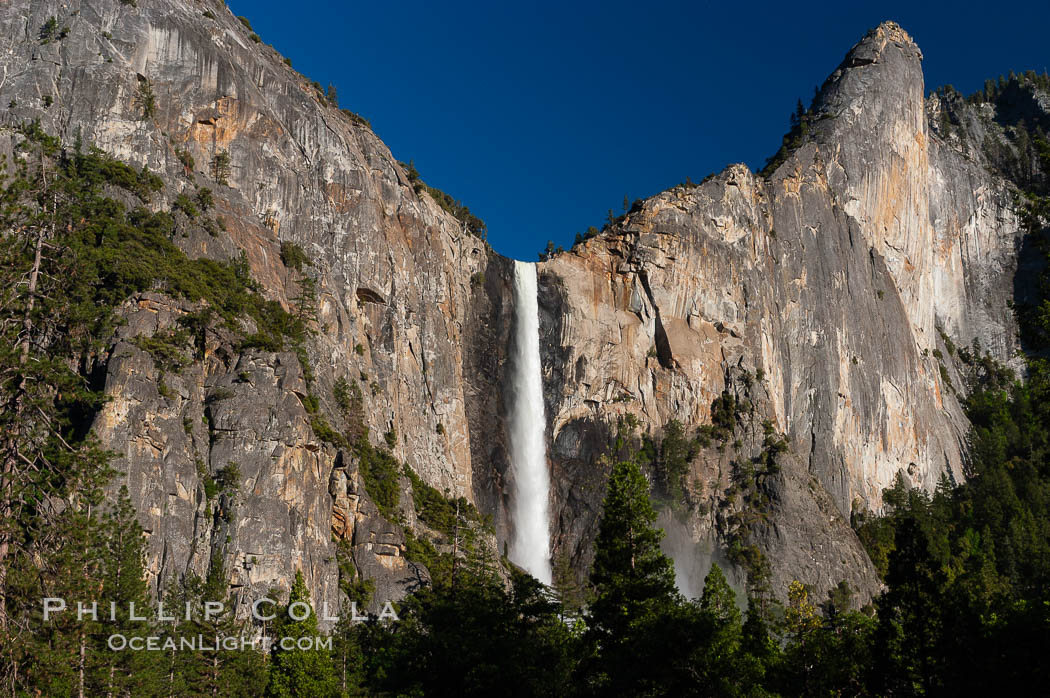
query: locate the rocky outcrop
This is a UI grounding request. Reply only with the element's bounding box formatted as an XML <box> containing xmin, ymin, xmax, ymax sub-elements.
<box><xmin>0</xmin><ymin>0</ymin><xmax>503</xmax><ymax>610</ymax></box>
<box><xmin>532</xmin><ymin>22</ymin><xmax>1025</xmax><ymax>600</ymax></box>
<box><xmin>329</xmin><ymin>457</ymin><xmax>431</xmax><ymax>606</ymax></box>
<box><xmin>0</xmin><ymin>3</ymin><xmax>1031</xmax><ymax>608</ymax></box>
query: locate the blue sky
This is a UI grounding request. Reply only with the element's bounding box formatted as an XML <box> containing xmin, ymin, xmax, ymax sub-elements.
<box><xmin>228</xmin><ymin>0</ymin><xmax>1050</xmax><ymax>261</ymax></box>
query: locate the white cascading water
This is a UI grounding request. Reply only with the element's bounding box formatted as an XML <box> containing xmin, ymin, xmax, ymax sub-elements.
<box><xmin>506</xmin><ymin>260</ymin><xmax>553</xmax><ymax>584</ymax></box>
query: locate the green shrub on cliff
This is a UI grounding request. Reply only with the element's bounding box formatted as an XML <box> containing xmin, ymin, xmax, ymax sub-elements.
<box><xmin>653</xmin><ymin>420</ymin><xmax>699</xmax><ymax>502</ymax></box>
<box><xmin>355</xmin><ymin>439</ymin><xmax>401</xmax><ymax>517</ymax></box>
<box><xmin>279</xmin><ymin>241</ymin><xmax>312</xmax><ymax>272</ymax></box>
<box><xmin>211</xmin><ymin>149</ymin><xmax>231</xmax><ymax>185</ymax></box>
<box><xmin>137</xmin><ymin>78</ymin><xmax>156</xmax><ymax>120</ymax></box>
<box><xmin>39</xmin><ymin>17</ymin><xmax>59</xmax><ymax>42</ymax></box>
<box><xmin>340</xmin><ymin>108</ymin><xmax>371</xmax><ymax>129</ymax></box>
<box><xmin>404</xmin><ymin>466</ymin><xmax>481</xmax><ymax>537</ymax></box>
<box><xmin>131</xmin><ymin>328</ymin><xmax>191</xmax><ymax>372</ymax></box>
<box><xmin>173</xmin><ymin>191</ymin><xmax>198</xmax><ymax>218</ymax></box>
<box><xmin>397</xmin><ymin>160</ymin><xmax>487</xmax><ymax>239</ymax></box>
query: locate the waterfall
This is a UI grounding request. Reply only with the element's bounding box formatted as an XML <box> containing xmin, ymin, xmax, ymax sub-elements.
<box><xmin>506</xmin><ymin>261</ymin><xmax>552</xmax><ymax>584</ymax></box>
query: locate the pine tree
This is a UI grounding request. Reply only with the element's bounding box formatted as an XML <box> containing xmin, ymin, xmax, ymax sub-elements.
<box><xmin>293</xmin><ymin>275</ymin><xmax>318</xmax><ymax>324</ymax></box>
<box><xmin>796</xmin><ymin>98</ymin><xmax>809</xmax><ymax>135</ymax></box>
<box><xmin>685</xmin><ymin>564</ymin><xmax>745</xmax><ymax>695</ymax></box>
<box><xmin>197</xmin><ymin>555</ymin><xmax>268</xmax><ymax>697</ymax></box>
<box><xmin>579</xmin><ymin>457</ymin><xmax>679</xmax><ymax>694</ymax></box>
<box><xmin>822</xmin><ymin>579</ymin><xmax>854</xmax><ymax>618</ymax></box>
<box><xmin>984</xmin><ymin>78</ymin><xmax>997</xmax><ymax>102</ymax></box>
<box><xmin>588</xmin><ymin>458</ymin><xmax>677</xmax><ymax>626</ymax></box>
<box><xmin>739</xmin><ymin>595</ymin><xmax>778</xmax><ymax>687</ymax></box>
<box><xmin>873</xmin><ymin>515</ymin><xmax>947</xmax><ymax>695</ymax></box>
<box><xmin>96</xmin><ymin>486</ymin><xmax>163</xmax><ymax>697</ymax></box>
<box><xmin>266</xmin><ymin>570</ymin><xmax>337</xmax><ymax>697</ymax></box>
<box><xmin>211</xmin><ymin>150</ymin><xmax>232</xmax><ymax>185</ymax></box>
<box><xmin>155</xmin><ymin>561</ymin><xmax>266</xmax><ymax>697</ymax></box>
<box><xmin>157</xmin><ymin>574</ymin><xmax>200</xmax><ymax>697</ymax></box>
<box><xmin>15</xmin><ymin>506</ymin><xmax>106</xmax><ymax>697</ymax></box>
<box><xmin>700</xmin><ymin>563</ymin><xmax>740</xmax><ymax>627</ymax></box>
<box><xmin>539</xmin><ymin>240</ymin><xmax>555</xmax><ymax>261</ymax></box>
<box><xmin>551</xmin><ymin>547</ymin><xmax>588</xmax><ymax>612</ymax></box>
<box><xmin>330</xmin><ymin>612</ymin><xmax>366</xmax><ymax>697</ymax></box>
<box><xmin>0</xmin><ymin>135</ymin><xmax>119</xmax><ymax>694</ymax></box>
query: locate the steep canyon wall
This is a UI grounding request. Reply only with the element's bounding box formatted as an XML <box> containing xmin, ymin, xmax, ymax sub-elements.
<box><xmin>0</xmin><ymin>3</ymin><xmax>1027</xmax><ymax>605</ymax></box>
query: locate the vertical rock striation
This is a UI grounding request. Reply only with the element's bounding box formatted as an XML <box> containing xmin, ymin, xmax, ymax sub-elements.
<box><xmin>533</xmin><ymin>22</ymin><xmax>1025</xmax><ymax>599</ymax></box>
<box><xmin>0</xmin><ymin>0</ymin><xmax>506</xmax><ymax>612</ymax></box>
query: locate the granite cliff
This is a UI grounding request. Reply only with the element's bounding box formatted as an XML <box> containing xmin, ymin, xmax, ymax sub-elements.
<box><xmin>539</xmin><ymin>22</ymin><xmax>1025</xmax><ymax>597</ymax></box>
<box><xmin>0</xmin><ymin>1</ymin><xmax>1033</xmax><ymax>610</ymax></box>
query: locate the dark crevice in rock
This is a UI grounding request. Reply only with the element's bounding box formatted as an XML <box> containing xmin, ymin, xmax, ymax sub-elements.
<box><xmin>637</xmin><ymin>269</ymin><xmax>673</xmax><ymax>370</ymax></box>
<box><xmin>462</xmin><ymin>253</ymin><xmax>514</xmax><ymax>542</ymax></box>
<box><xmin>537</xmin><ymin>268</ymin><xmax>572</xmax><ymax>428</ymax></box>
<box><xmin>356</xmin><ymin>286</ymin><xmax>386</xmax><ymax>304</ymax></box>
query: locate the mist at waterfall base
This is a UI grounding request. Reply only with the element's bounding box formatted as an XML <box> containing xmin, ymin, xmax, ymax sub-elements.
<box><xmin>657</xmin><ymin>508</ymin><xmax>746</xmax><ymax>604</ymax></box>
<box><xmin>505</xmin><ymin>261</ymin><xmax>553</xmax><ymax>585</ymax></box>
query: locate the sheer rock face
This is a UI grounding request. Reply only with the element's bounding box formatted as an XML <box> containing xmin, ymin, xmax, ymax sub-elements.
<box><xmin>94</xmin><ymin>293</ymin><xmax>347</xmax><ymax>612</ymax></box>
<box><xmin>0</xmin><ymin>4</ymin><xmax>1025</xmax><ymax>605</ymax></box>
<box><xmin>0</xmin><ymin>0</ymin><xmax>509</xmax><ymax>611</ymax></box>
<box><xmin>534</xmin><ymin>22</ymin><xmax>1022</xmax><ymax>598</ymax></box>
